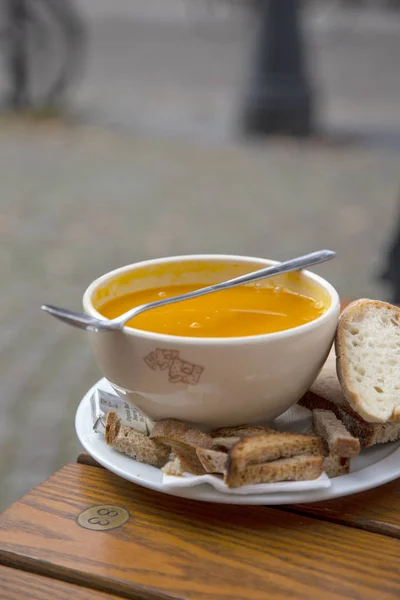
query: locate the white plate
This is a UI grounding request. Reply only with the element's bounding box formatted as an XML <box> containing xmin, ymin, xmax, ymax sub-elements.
<box><xmin>75</xmin><ymin>378</ymin><xmax>400</xmax><ymax>505</ymax></box>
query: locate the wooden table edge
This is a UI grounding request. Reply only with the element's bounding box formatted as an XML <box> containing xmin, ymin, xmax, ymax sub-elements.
<box><xmin>77</xmin><ymin>452</ymin><xmax>102</xmax><ymax>468</ymax></box>
<box><xmin>0</xmin><ymin>564</ymin><xmax>126</xmax><ymax>600</ymax></box>
<box><xmin>0</xmin><ymin>550</ymin><xmax>172</xmax><ymax>600</ymax></box>
<box><xmin>2</xmin><ymin>462</ymin><xmax>400</xmax><ymax>600</ymax></box>
<box><xmin>75</xmin><ymin>454</ymin><xmax>400</xmax><ymax>539</ymax></box>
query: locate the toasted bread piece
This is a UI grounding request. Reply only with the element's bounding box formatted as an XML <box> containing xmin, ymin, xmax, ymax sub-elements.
<box><xmin>336</xmin><ymin>299</ymin><xmax>400</xmax><ymax>422</ymax></box>
<box><xmin>210</xmin><ymin>425</ymin><xmax>278</xmax><ymax>452</ymax></box>
<box><xmin>226</xmin><ymin>455</ymin><xmax>323</xmax><ymax>488</ymax></box>
<box><xmin>105</xmin><ymin>412</ymin><xmax>170</xmax><ymax>468</ymax></box>
<box><xmin>300</xmin><ymin>353</ymin><xmax>400</xmax><ymax>447</ymax></box>
<box><xmin>323</xmin><ymin>454</ymin><xmax>350</xmax><ymax>478</ymax></box>
<box><xmin>229</xmin><ymin>432</ymin><xmax>325</xmax><ymax>466</ymax></box>
<box><xmin>301</xmin><ymin>422</ymin><xmax>351</xmax><ymax>477</ymax></box>
<box><xmin>226</xmin><ymin>432</ymin><xmax>325</xmax><ymax>488</ymax></box>
<box><xmin>312</xmin><ymin>409</ymin><xmax>360</xmax><ymax>458</ymax></box>
<box><xmin>210</xmin><ymin>425</ymin><xmax>277</xmax><ymax>438</ymax></box>
<box><xmin>150</xmin><ymin>419</ymin><xmax>213</xmax><ymax>475</ymax></box>
<box><xmin>104</xmin><ymin>411</ymin><xmax>120</xmax><ymax>445</ymax></box>
<box><xmin>196</xmin><ymin>448</ymin><xmax>228</xmax><ymax>474</ymax></box>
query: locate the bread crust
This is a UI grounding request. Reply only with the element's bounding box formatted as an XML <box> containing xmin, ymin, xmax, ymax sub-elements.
<box><xmin>105</xmin><ymin>412</ymin><xmax>170</xmax><ymax>467</ymax></box>
<box><xmin>336</xmin><ymin>299</ymin><xmax>400</xmax><ymax>422</ymax></box>
<box><xmin>312</xmin><ymin>409</ymin><xmax>360</xmax><ymax>458</ymax></box>
<box><xmin>105</xmin><ymin>410</ymin><xmax>121</xmax><ymax>445</ymax></box>
<box><xmin>210</xmin><ymin>425</ymin><xmax>277</xmax><ymax>438</ymax></box>
<box><xmin>323</xmin><ymin>455</ymin><xmax>350</xmax><ymax>478</ymax></box>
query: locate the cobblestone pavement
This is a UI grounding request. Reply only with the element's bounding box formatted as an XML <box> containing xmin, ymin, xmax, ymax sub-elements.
<box><xmin>1</xmin><ymin>121</ymin><xmax>399</xmax><ymax>509</ymax></box>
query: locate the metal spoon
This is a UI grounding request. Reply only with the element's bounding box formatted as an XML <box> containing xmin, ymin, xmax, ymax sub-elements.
<box><xmin>41</xmin><ymin>249</ymin><xmax>336</xmax><ymax>333</ymax></box>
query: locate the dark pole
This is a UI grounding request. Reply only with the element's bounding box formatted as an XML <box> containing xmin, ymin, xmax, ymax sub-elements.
<box><xmin>5</xmin><ymin>0</ymin><xmax>30</xmax><ymax>109</ymax></box>
<box><xmin>242</xmin><ymin>0</ymin><xmax>314</xmax><ymax>137</ymax></box>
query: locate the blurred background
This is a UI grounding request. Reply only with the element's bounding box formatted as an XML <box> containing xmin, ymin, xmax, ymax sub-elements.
<box><xmin>1</xmin><ymin>0</ymin><xmax>400</xmax><ymax>509</ymax></box>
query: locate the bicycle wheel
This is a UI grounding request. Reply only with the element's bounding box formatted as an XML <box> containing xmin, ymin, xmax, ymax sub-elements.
<box><xmin>0</xmin><ymin>0</ymin><xmax>32</xmax><ymax>107</ymax></box>
<box><xmin>0</xmin><ymin>0</ymin><xmax>85</xmax><ymax>108</ymax></box>
<box><xmin>38</xmin><ymin>0</ymin><xmax>86</xmax><ymax>104</ymax></box>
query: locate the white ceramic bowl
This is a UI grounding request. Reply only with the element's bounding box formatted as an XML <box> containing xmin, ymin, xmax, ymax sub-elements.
<box><xmin>83</xmin><ymin>255</ymin><xmax>340</xmax><ymax>428</ymax></box>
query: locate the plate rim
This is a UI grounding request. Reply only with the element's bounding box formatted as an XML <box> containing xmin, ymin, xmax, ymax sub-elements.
<box><xmin>75</xmin><ymin>379</ymin><xmax>400</xmax><ymax>505</ymax></box>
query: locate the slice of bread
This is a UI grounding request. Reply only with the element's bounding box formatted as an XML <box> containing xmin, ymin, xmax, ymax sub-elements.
<box><xmin>229</xmin><ymin>432</ymin><xmax>325</xmax><ymax>466</ymax></box>
<box><xmin>226</xmin><ymin>432</ymin><xmax>325</xmax><ymax>488</ymax></box>
<box><xmin>300</xmin><ymin>354</ymin><xmax>400</xmax><ymax>447</ymax></box>
<box><xmin>196</xmin><ymin>448</ymin><xmax>228</xmax><ymax>474</ymax></box>
<box><xmin>336</xmin><ymin>299</ymin><xmax>400</xmax><ymax>422</ymax></box>
<box><xmin>210</xmin><ymin>425</ymin><xmax>278</xmax><ymax>452</ymax></box>
<box><xmin>323</xmin><ymin>454</ymin><xmax>350</xmax><ymax>478</ymax></box>
<box><xmin>105</xmin><ymin>412</ymin><xmax>170</xmax><ymax>468</ymax></box>
<box><xmin>226</xmin><ymin>455</ymin><xmax>323</xmax><ymax>488</ymax></box>
<box><xmin>301</xmin><ymin>423</ymin><xmax>351</xmax><ymax>477</ymax></box>
<box><xmin>104</xmin><ymin>410</ymin><xmax>120</xmax><ymax>445</ymax></box>
<box><xmin>210</xmin><ymin>425</ymin><xmax>277</xmax><ymax>438</ymax></box>
<box><xmin>312</xmin><ymin>409</ymin><xmax>360</xmax><ymax>458</ymax></box>
<box><xmin>150</xmin><ymin>419</ymin><xmax>213</xmax><ymax>475</ymax></box>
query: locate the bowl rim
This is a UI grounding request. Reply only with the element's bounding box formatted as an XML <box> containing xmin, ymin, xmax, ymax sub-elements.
<box><xmin>83</xmin><ymin>254</ymin><xmax>340</xmax><ymax>345</ymax></box>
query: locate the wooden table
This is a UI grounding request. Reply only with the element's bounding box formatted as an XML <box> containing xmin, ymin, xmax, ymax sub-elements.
<box><xmin>0</xmin><ymin>452</ymin><xmax>399</xmax><ymax>600</ymax></box>
<box><xmin>1</xmin><ymin>300</ymin><xmax>399</xmax><ymax>599</ymax></box>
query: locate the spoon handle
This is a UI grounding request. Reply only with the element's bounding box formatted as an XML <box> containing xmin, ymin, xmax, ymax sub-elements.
<box><xmin>209</xmin><ymin>250</ymin><xmax>335</xmax><ymax>291</ymax></box>
<box><xmin>115</xmin><ymin>249</ymin><xmax>336</xmax><ymax>326</ymax></box>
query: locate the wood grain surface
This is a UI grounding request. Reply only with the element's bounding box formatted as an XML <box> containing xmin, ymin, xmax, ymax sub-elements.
<box><xmin>76</xmin><ymin>452</ymin><xmax>400</xmax><ymax>538</ymax></box>
<box><xmin>1</xmin><ymin>462</ymin><xmax>400</xmax><ymax>600</ymax></box>
<box><xmin>0</xmin><ymin>565</ymin><xmax>123</xmax><ymax>600</ymax></box>
<box><xmin>286</xmin><ymin>479</ymin><xmax>400</xmax><ymax>538</ymax></box>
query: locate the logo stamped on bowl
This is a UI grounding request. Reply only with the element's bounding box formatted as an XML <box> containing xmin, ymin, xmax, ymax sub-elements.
<box><xmin>144</xmin><ymin>349</ymin><xmax>204</xmax><ymax>385</ymax></box>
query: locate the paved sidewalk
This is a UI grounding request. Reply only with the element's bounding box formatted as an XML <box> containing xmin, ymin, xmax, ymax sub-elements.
<box><xmin>0</xmin><ymin>121</ymin><xmax>399</xmax><ymax>509</ymax></box>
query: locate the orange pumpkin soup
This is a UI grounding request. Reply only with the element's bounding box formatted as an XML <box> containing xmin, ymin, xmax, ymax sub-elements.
<box><xmin>99</xmin><ymin>284</ymin><xmax>325</xmax><ymax>338</ymax></box>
